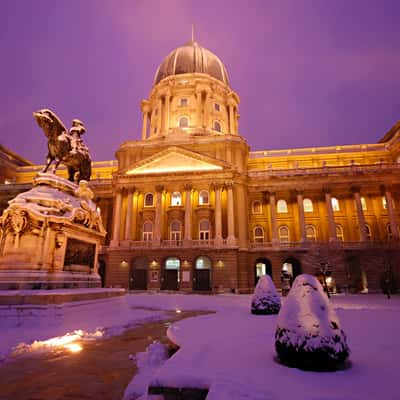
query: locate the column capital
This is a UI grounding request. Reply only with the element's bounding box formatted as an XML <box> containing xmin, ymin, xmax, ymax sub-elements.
<box><xmin>140</xmin><ymin>99</ymin><xmax>150</xmax><ymax>113</ymax></box>
<box><xmin>213</xmin><ymin>182</ymin><xmax>223</xmax><ymax>190</ymax></box>
<box><xmin>224</xmin><ymin>180</ymin><xmax>234</xmax><ymax>188</ymax></box>
<box><xmin>183</xmin><ymin>183</ymin><xmax>193</xmax><ymax>191</ymax></box>
<box><xmin>155</xmin><ymin>185</ymin><xmax>164</xmax><ymax>193</ymax></box>
<box><xmin>351</xmin><ymin>186</ymin><xmax>361</xmax><ymax>194</ymax></box>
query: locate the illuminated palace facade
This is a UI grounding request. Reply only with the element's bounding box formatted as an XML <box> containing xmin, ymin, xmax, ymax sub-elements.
<box><xmin>2</xmin><ymin>40</ymin><xmax>400</xmax><ymax>293</ymax></box>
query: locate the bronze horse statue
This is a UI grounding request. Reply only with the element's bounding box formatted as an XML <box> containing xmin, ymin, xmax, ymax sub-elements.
<box><xmin>33</xmin><ymin>109</ymin><xmax>92</xmax><ymax>182</ymax></box>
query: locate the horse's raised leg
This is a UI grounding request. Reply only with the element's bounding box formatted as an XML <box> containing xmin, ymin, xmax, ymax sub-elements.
<box><xmin>67</xmin><ymin>166</ymin><xmax>76</xmax><ymax>182</ymax></box>
<box><xmin>42</xmin><ymin>156</ymin><xmax>53</xmax><ymax>173</ymax></box>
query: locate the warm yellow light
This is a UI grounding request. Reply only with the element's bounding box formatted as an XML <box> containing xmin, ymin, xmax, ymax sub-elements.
<box><xmin>127</xmin><ymin>164</ymin><xmax>222</xmax><ymax>175</ymax></box>
<box><xmin>64</xmin><ymin>343</ymin><xmax>83</xmax><ymax>353</ymax></box>
<box><xmin>326</xmin><ymin>277</ymin><xmax>333</xmax><ymax>284</ymax></box>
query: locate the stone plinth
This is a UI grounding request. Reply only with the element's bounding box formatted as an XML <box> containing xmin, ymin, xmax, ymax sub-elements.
<box><xmin>0</xmin><ymin>173</ymin><xmax>106</xmax><ymax>289</ymax></box>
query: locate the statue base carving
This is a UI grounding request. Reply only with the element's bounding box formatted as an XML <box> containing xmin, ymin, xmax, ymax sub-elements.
<box><xmin>0</xmin><ymin>173</ymin><xmax>106</xmax><ymax>290</ymax></box>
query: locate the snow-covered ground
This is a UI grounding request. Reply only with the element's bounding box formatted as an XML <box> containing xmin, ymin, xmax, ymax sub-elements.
<box><xmin>1</xmin><ymin>292</ymin><xmax>400</xmax><ymax>399</ymax></box>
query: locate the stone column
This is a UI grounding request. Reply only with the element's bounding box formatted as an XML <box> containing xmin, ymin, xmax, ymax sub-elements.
<box><xmin>352</xmin><ymin>188</ymin><xmax>367</xmax><ymax>242</ymax></box>
<box><xmin>203</xmin><ymin>91</ymin><xmax>210</xmax><ymax>129</ymax></box>
<box><xmin>196</xmin><ymin>91</ymin><xmax>202</xmax><ymax>127</ymax></box>
<box><xmin>324</xmin><ymin>190</ymin><xmax>337</xmax><ymax>241</ymax></box>
<box><xmin>228</xmin><ymin>104</ymin><xmax>234</xmax><ymax>134</ymax></box>
<box><xmin>226</xmin><ymin>181</ymin><xmax>236</xmax><ymax>246</ymax></box>
<box><xmin>214</xmin><ymin>184</ymin><xmax>223</xmax><ymax>245</ymax></box>
<box><xmin>164</xmin><ymin>92</ymin><xmax>171</xmax><ymax>134</ymax></box>
<box><xmin>157</xmin><ymin>98</ymin><xmax>162</xmax><ymax>135</ymax></box>
<box><xmin>111</xmin><ymin>190</ymin><xmax>122</xmax><ymax>245</ymax></box>
<box><xmin>124</xmin><ymin>189</ymin><xmax>133</xmax><ymax>240</ymax></box>
<box><xmin>384</xmin><ymin>188</ymin><xmax>399</xmax><ymax>239</ymax></box>
<box><xmin>131</xmin><ymin>191</ymin><xmax>138</xmax><ymax>241</ymax></box>
<box><xmin>269</xmin><ymin>192</ymin><xmax>279</xmax><ymax>245</ymax></box>
<box><xmin>296</xmin><ymin>191</ymin><xmax>306</xmax><ymax>242</ymax></box>
<box><xmin>141</xmin><ymin>100</ymin><xmax>150</xmax><ymax>140</ymax></box>
<box><xmin>184</xmin><ymin>184</ymin><xmax>192</xmax><ymax>243</ymax></box>
<box><xmin>154</xmin><ymin>186</ymin><xmax>163</xmax><ymax>242</ymax></box>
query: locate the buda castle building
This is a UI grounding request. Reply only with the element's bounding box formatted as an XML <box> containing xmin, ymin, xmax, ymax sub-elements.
<box><xmin>2</xmin><ymin>40</ymin><xmax>400</xmax><ymax>293</ymax></box>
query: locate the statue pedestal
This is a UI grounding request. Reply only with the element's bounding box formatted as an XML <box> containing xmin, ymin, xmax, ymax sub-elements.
<box><xmin>0</xmin><ymin>173</ymin><xmax>106</xmax><ymax>290</ymax></box>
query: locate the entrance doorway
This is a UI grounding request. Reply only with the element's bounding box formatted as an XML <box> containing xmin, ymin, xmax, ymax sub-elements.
<box><xmin>130</xmin><ymin>257</ymin><xmax>148</xmax><ymax>290</ymax></box>
<box><xmin>193</xmin><ymin>256</ymin><xmax>212</xmax><ymax>291</ymax></box>
<box><xmin>162</xmin><ymin>257</ymin><xmax>180</xmax><ymax>290</ymax></box>
<box><xmin>254</xmin><ymin>258</ymin><xmax>272</xmax><ymax>285</ymax></box>
<box><xmin>282</xmin><ymin>257</ymin><xmax>302</xmax><ymax>286</ymax></box>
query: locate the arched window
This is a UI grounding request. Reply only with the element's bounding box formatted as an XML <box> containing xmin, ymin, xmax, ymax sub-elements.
<box><xmin>252</xmin><ymin>200</ymin><xmax>262</xmax><ymax>214</ymax></box>
<box><xmin>180</xmin><ymin>98</ymin><xmax>188</xmax><ymax>106</ymax></box>
<box><xmin>382</xmin><ymin>196</ymin><xmax>388</xmax><ymax>210</ymax></box>
<box><xmin>303</xmin><ymin>198</ymin><xmax>313</xmax><ymax>212</ymax></box>
<box><xmin>365</xmin><ymin>224</ymin><xmax>372</xmax><ymax>241</ymax></box>
<box><xmin>213</xmin><ymin>121</ymin><xmax>222</xmax><ymax>132</ymax></box>
<box><xmin>336</xmin><ymin>224</ymin><xmax>344</xmax><ymax>241</ymax></box>
<box><xmin>143</xmin><ymin>221</ymin><xmax>153</xmax><ymax>241</ymax></box>
<box><xmin>305</xmin><ymin>225</ymin><xmax>317</xmax><ymax>241</ymax></box>
<box><xmin>179</xmin><ymin>116</ymin><xmax>189</xmax><ymax>128</ymax></box>
<box><xmin>278</xmin><ymin>225</ymin><xmax>290</xmax><ymax>243</ymax></box>
<box><xmin>196</xmin><ymin>256</ymin><xmax>211</xmax><ymax>269</ymax></box>
<box><xmin>199</xmin><ymin>190</ymin><xmax>209</xmax><ymax>205</ymax></box>
<box><xmin>199</xmin><ymin>219</ymin><xmax>210</xmax><ymax>241</ymax></box>
<box><xmin>253</xmin><ymin>226</ymin><xmax>264</xmax><ymax>243</ymax></box>
<box><xmin>170</xmin><ymin>220</ymin><xmax>181</xmax><ymax>241</ymax></box>
<box><xmin>144</xmin><ymin>193</ymin><xmax>154</xmax><ymax>207</ymax></box>
<box><xmin>361</xmin><ymin>196</ymin><xmax>367</xmax><ymax>211</ymax></box>
<box><xmin>214</xmin><ymin>103</ymin><xmax>220</xmax><ymax>112</ymax></box>
<box><xmin>277</xmin><ymin>199</ymin><xmax>288</xmax><ymax>213</ymax></box>
<box><xmin>331</xmin><ymin>197</ymin><xmax>340</xmax><ymax>211</ymax></box>
<box><xmin>171</xmin><ymin>192</ymin><xmax>182</xmax><ymax>206</ymax></box>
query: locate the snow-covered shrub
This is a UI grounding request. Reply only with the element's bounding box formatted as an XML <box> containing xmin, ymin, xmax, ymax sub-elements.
<box><xmin>251</xmin><ymin>275</ymin><xmax>281</xmax><ymax>315</ymax></box>
<box><xmin>275</xmin><ymin>274</ymin><xmax>349</xmax><ymax>371</ymax></box>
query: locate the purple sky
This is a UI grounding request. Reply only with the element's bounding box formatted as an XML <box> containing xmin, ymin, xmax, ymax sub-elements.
<box><xmin>1</xmin><ymin>0</ymin><xmax>400</xmax><ymax>164</ymax></box>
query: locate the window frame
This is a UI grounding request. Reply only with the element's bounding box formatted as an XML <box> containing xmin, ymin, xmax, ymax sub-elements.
<box><xmin>277</xmin><ymin>199</ymin><xmax>288</xmax><ymax>213</ymax></box>
<box><xmin>143</xmin><ymin>221</ymin><xmax>153</xmax><ymax>241</ymax></box>
<box><xmin>253</xmin><ymin>226</ymin><xmax>265</xmax><ymax>243</ymax></box>
<box><xmin>303</xmin><ymin>198</ymin><xmax>313</xmax><ymax>213</ymax></box>
<box><xmin>144</xmin><ymin>192</ymin><xmax>154</xmax><ymax>207</ymax></box>
<box><xmin>199</xmin><ymin>190</ymin><xmax>209</xmax><ymax>205</ymax></box>
<box><xmin>278</xmin><ymin>225</ymin><xmax>290</xmax><ymax>243</ymax></box>
<box><xmin>171</xmin><ymin>192</ymin><xmax>182</xmax><ymax>206</ymax></box>
<box><xmin>179</xmin><ymin>116</ymin><xmax>189</xmax><ymax>128</ymax></box>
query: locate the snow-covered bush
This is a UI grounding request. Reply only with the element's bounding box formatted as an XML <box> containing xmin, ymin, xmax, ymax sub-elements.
<box><xmin>251</xmin><ymin>275</ymin><xmax>281</xmax><ymax>315</ymax></box>
<box><xmin>275</xmin><ymin>274</ymin><xmax>349</xmax><ymax>371</ymax></box>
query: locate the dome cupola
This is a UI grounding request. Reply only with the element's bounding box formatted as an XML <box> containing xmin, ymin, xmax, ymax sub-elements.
<box><xmin>153</xmin><ymin>40</ymin><xmax>229</xmax><ymax>86</ymax></box>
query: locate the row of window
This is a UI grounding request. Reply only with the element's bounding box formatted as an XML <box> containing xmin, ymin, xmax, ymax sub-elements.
<box><xmin>252</xmin><ymin>196</ymin><xmax>389</xmax><ymax>214</ymax></box>
<box><xmin>178</xmin><ymin>97</ymin><xmax>221</xmax><ymax>112</ymax></box>
<box><xmin>141</xmin><ymin>219</ymin><xmax>394</xmax><ymax>242</ymax></box>
<box><xmin>143</xmin><ymin>219</ymin><xmax>211</xmax><ymax>241</ymax></box>
<box><xmin>144</xmin><ymin>191</ymin><xmax>209</xmax><ymax>207</ymax></box>
<box><xmin>178</xmin><ymin>116</ymin><xmax>222</xmax><ymax>132</ymax></box>
<box><xmin>253</xmin><ymin>223</ymin><xmax>393</xmax><ymax>242</ymax></box>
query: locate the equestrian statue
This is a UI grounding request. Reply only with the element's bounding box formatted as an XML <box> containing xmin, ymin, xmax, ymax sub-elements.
<box><xmin>33</xmin><ymin>109</ymin><xmax>92</xmax><ymax>182</ymax></box>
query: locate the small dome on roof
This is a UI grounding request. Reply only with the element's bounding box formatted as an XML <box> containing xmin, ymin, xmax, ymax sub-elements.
<box><xmin>153</xmin><ymin>40</ymin><xmax>229</xmax><ymax>86</ymax></box>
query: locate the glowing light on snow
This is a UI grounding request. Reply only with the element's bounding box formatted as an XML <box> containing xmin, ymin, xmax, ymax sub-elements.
<box><xmin>64</xmin><ymin>343</ymin><xmax>83</xmax><ymax>353</ymax></box>
<box><xmin>13</xmin><ymin>329</ymin><xmax>103</xmax><ymax>356</ymax></box>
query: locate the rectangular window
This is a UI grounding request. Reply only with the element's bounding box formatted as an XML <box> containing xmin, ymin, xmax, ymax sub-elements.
<box><xmin>180</xmin><ymin>98</ymin><xmax>188</xmax><ymax>106</ymax></box>
<box><xmin>214</xmin><ymin>103</ymin><xmax>220</xmax><ymax>112</ymax></box>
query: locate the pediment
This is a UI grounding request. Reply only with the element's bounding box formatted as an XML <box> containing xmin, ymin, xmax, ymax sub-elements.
<box><xmin>125</xmin><ymin>147</ymin><xmax>226</xmax><ymax>175</ymax></box>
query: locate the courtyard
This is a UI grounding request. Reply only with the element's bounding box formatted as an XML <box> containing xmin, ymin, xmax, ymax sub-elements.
<box><xmin>0</xmin><ymin>291</ymin><xmax>399</xmax><ymax>399</ymax></box>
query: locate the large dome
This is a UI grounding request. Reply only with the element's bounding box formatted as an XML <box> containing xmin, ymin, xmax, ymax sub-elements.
<box><xmin>153</xmin><ymin>40</ymin><xmax>229</xmax><ymax>85</ymax></box>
